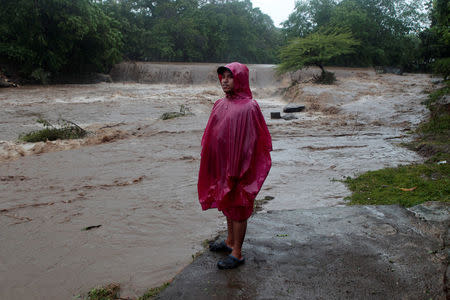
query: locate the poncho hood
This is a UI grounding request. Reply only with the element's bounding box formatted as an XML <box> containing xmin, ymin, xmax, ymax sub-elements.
<box><xmin>218</xmin><ymin>62</ymin><xmax>253</xmax><ymax>99</ymax></box>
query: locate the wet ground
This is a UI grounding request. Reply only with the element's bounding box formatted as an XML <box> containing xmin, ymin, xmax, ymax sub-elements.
<box><xmin>158</xmin><ymin>203</ymin><xmax>449</xmax><ymax>299</ymax></box>
<box><xmin>0</xmin><ymin>64</ymin><xmax>433</xmax><ymax>298</ymax></box>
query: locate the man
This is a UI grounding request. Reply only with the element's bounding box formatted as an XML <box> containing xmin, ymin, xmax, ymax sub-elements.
<box><xmin>198</xmin><ymin>62</ymin><xmax>272</xmax><ymax>269</ymax></box>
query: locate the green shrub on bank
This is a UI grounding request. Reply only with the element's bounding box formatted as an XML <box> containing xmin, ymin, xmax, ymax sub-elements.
<box><xmin>434</xmin><ymin>58</ymin><xmax>450</xmax><ymax>80</ymax></box>
<box><xmin>85</xmin><ymin>283</ymin><xmax>120</xmax><ymax>300</ymax></box>
<box><xmin>411</xmin><ymin>80</ymin><xmax>450</xmax><ymax>163</ymax></box>
<box><xmin>19</xmin><ymin>119</ymin><xmax>87</xmax><ymax>142</ymax></box>
<box><xmin>422</xmin><ymin>80</ymin><xmax>450</xmax><ymax>108</ymax></box>
<box><xmin>344</xmin><ymin>163</ymin><xmax>449</xmax><ymax>207</ymax></box>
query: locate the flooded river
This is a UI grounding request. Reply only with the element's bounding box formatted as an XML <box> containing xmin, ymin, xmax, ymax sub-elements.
<box><xmin>0</xmin><ymin>63</ymin><xmax>430</xmax><ymax>299</ymax></box>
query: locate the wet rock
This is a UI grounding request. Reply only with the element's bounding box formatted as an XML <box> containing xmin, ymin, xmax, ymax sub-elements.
<box><xmin>384</xmin><ymin>67</ymin><xmax>403</xmax><ymax>75</ymax></box>
<box><xmin>253</xmin><ymin>196</ymin><xmax>275</xmax><ymax>213</ymax></box>
<box><xmin>270</xmin><ymin>112</ymin><xmax>281</xmax><ymax>119</ymax></box>
<box><xmin>431</xmin><ymin>78</ymin><xmax>442</xmax><ymax>84</ymax></box>
<box><xmin>438</xmin><ymin>95</ymin><xmax>450</xmax><ymax>105</ymax></box>
<box><xmin>283</xmin><ymin>104</ymin><xmax>305</xmax><ymax>113</ymax></box>
<box><xmin>281</xmin><ymin>113</ymin><xmax>298</xmax><ymax>120</ymax></box>
<box><xmin>375</xmin><ymin>66</ymin><xmax>403</xmax><ymax>75</ymax></box>
<box><xmin>0</xmin><ymin>76</ymin><xmax>16</xmax><ymax>88</ymax></box>
<box><xmin>158</xmin><ymin>205</ymin><xmax>448</xmax><ymax>300</ymax></box>
<box><xmin>407</xmin><ymin>201</ymin><xmax>450</xmax><ymax>223</ymax></box>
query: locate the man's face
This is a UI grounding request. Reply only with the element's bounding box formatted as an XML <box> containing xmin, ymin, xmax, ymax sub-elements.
<box><xmin>220</xmin><ymin>70</ymin><xmax>234</xmax><ymax>95</ymax></box>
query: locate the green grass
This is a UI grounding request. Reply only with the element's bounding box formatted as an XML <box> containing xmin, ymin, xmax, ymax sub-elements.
<box><xmin>77</xmin><ymin>281</ymin><xmax>169</xmax><ymax>300</ymax></box>
<box><xmin>344</xmin><ymin>163</ymin><xmax>449</xmax><ymax>207</ymax></box>
<box><xmin>138</xmin><ymin>282</ymin><xmax>170</xmax><ymax>300</ymax></box>
<box><xmin>19</xmin><ymin>118</ymin><xmax>87</xmax><ymax>142</ymax></box>
<box><xmin>409</xmin><ymin>80</ymin><xmax>450</xmax><ymax>163</ymax></box>
<box><xmin>344</xmin><ymin>80</ymin><xmax>450</xmax><ymax>207</ymax></box>
<box><xmin>85</xmin><ymin>283</ymin><xmax>120</xmax><ymax>300</ymax></box>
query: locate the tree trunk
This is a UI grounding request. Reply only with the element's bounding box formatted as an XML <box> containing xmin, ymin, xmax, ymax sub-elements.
<box><xmin>316</xmin><ymin>63</ymin><xmax>326</xmax><ymax>74</ymax></box>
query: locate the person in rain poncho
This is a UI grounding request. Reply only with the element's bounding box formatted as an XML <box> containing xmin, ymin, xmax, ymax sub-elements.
<box><xmin>198</xmin><ymin>62</ymin><xmax>272</xmax><ymax>269</ymax></box>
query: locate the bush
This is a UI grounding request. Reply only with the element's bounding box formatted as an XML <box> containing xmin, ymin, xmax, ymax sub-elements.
<box><xmin>0</xmin><ymin>0</ymin><xmax>122</xmax><ymax>81</ymax></box>
<box><xmin>87</xmin><ymin>283</ymin><xmax>120</xmax><ymax>300</ymax></box>
<box><xmin>19</xmin><ymin>119</ymin><xmax>87</xmax><ymax>142</ymax></box>
<box><xmin>313</xmin><ymin>70</ymin><xmax>336</xmax><ymax>84</ymax></box>
<box><xmin>433</xmin><ymin>57</ymin><xmax>450</xmax><ymax>80</ymax></box>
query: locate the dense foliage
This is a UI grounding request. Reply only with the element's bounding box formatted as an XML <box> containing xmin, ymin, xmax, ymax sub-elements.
<box><xmin>278</xmin><ymin>30</ymin><xmax>359</xmax><ymax>73</ymax></box>
<box><xmin>0</xmin><ymin>0</ymin><xmax>281</xmax><ymax>81</ymax></box>
<box><xmin>0</xmin><ymin>0</ymin><xmax>448</xmax><ymax>82</ymax></box>
<box><xmin>0</xmin><ymin>0</ymin><xmax>123</xmax><ymax>82</ymax></box>
<box><xmin>280</xmin><ymin>0</ymin><xmax>429</xmax><ymax>70</ymax></box>
<box><xmin>421</xmin><ymin>0</ymin><xmax>450</xmax><ymax>78</ymax></box>
<box><xmin>99</xmin><ymin>0</ymin><xmax>281</xmax><ymax>63</ymax></box>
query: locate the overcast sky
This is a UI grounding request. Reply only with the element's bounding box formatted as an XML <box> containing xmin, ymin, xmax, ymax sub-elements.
<box><xmin>251</xmin><ymin>0</ymin><xmax>297</xmax><ymax>27</ymax></box>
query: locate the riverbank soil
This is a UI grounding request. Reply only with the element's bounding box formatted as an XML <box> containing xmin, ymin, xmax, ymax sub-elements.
<box><xmin>0</xmin><ymin>65</ymin><xmax>439</xmax><ymax>299</ymax></box>
<box><xmin>157</xmin><ymin>203</ymin><xmax>449</xmax><ymax>300</ymax></box>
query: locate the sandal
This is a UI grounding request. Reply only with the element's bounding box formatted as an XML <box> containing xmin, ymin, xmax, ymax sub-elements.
<box><xmin>209</xmin><ymin>240</ymin><xmax>232</xmax><ymax>253</ymax></box>
<box><xmin>217</xmin><ymin>255</ymin><xmax>245</xmax><ymax>269</ymax></box>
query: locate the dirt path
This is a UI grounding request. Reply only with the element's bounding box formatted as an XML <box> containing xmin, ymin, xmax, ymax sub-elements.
<box><xmin>0</xmin><ymin>65</ymin><xmax>432</xmax><ymax>299</ymax></box>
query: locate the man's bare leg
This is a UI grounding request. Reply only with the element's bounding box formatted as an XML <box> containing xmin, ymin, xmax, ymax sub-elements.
<box><xmin>231</xmin><ymin>219</ymin><xmax>247</xmax><ymax>260</ymax></box>
<box><xmin>217</xmin><ymin>217</ymin><xmax>248</xmax><ymax>269</ymax></box>
<box><xmin>225</xmin><ymin>217</ymin><xmax>234</xmax><ymax>249</ymax></box>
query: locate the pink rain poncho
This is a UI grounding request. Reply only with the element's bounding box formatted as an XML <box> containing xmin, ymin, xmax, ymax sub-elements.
<box><xmin>198</xmin><ymin>62</ymin><xmax>272</xmax><ymax>221</ymax></box>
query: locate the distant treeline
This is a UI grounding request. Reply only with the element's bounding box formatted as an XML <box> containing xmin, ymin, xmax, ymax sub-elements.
<box><xmin>281</xmin><ymin>0</ymin><xmax>449</xmax><ymax>74</ymax></box>
<box><xmin>0</xmin><ymin>0</ymin><xmax>448</xmax><ymax>82</ymax></box>
<box><xmin>0</xmin><ymin>0</ymin><xmax>280</xmax><ymax>82</ymax></box>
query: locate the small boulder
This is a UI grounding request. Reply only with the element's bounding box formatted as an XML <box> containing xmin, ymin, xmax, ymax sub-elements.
<box><xmin>283</xmin><ymin>104</ymin><xmax>305</xmax><ymax>113</ymax></box>
<box><xmin>383</xmin><ymin>66</ymin><xmax>403</xmax><ymax>75</ymax></box>
<box><xmin>0</xmin><ymin>75</ymin><xmax>17</xmax><ymax>88</ymax></box>
<box><xmin>271</xmin><ymin>112</ymin><xmax>281</xmax><ymax>119</ymax></box>
<box><xmin>281</xmin><ymin>114</ymin><xmax>298</xmax><ymax>120</ymax></box>
<box><xmin>376</xmin><ymin>66</ymin><xmax>403</xmax><ymax>75</ymax></box>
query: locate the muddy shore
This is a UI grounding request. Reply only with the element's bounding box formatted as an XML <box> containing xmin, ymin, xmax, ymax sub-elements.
<box><xmin>0</xmin><ymin>64</ymin><xmax>434</xmax><ymax>298</ymax></box>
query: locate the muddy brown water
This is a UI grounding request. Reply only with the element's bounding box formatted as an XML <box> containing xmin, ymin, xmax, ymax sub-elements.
<box><xmin>0</xmin><ymin>63</ymin><xmax>430</xmax><ymax>299</ymax></box>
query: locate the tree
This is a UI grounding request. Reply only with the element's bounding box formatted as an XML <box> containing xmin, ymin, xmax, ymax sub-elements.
<box><xmin>196</xmin><ymin>0</ymin><xmax>281</xmax><ymax>63</ymax></box>
<box><xmin>0</xmin><ymin>0</ymin><xmax>283</xmax><ymax>82</ymax></box>
<box><xmin>281</xmin><ymin>1</ymin><xmax>315</xmax><ymax>40</ymax></box>
<box><xmin>100</xmin><ymin>0</ymin><xmax>281</xmax><ymax>63</ymax></box>
<box><xmin>277</xmin><ymin>30</ymin><xmax>359</xmax><ymax>83</ymax></box>
<box><xmin>0</xmin><ymin>0</ymin><xmax>122</xmax><ymax>81</ymax></box>
<box><xmin>429</xmin><ymin>0</ymin><xmax>450</xmax><ymax>78</ymax></box>
<box><xmin>281</xmin><ymin>0</ymin><xmax>336</xmax><ymax>41</ymax></box>
<box><xmin>328</xmin><ymin>0</ymin><xmax>427</xmax><ymax>67</ymax></box>
<box><xmin>281</xmin><ymin>0</ymin><xmax>429</xmax><ymax>68</ymax></box>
